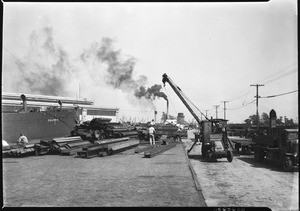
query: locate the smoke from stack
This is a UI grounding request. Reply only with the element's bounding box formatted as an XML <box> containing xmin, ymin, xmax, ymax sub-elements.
<box><xmin>4</xmin><ymin>23</ymin><xmax>168</xmax><ymax>111</ymax></box>
<box><xmin>20</xmin><ymin>94</ymin><xmax>27</xmax><ymax>112</ymax></box>
<box><xmin>166</xmin><ymin>99</ymin><xmax>169</xmax><ymax>120</ymax></box>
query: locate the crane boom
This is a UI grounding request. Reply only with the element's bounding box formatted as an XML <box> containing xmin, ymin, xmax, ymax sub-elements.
<box><xmin>162</xmin><ymin>73</ymin><xmax>235</xmax><ymax>161</ymax></box>
<box><xmin>162</xmin><ymin>73</ymin><xmax>208</xmax><ymax>126</ymax></box>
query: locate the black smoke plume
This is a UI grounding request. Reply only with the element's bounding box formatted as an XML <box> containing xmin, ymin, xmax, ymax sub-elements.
<box><xmin>81</xmin><ymin>38</ymin><xmax>168</xmax><ymax>103</ymax></box>
<box><xmin>134</xmin><ymin>84</ymin><xmax>168</xmax><ymax>102</ymax></box>
<box><xmin>8</xmin><ymin>25</ymin><xmax>168</xmax><ymax>106</ymax></box>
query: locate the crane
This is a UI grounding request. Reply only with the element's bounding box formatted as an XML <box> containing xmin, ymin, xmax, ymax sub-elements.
<box><xmin>162</xmin><ymin>73</ymin><xmax>234</xmax><ymax>162</ymax></box>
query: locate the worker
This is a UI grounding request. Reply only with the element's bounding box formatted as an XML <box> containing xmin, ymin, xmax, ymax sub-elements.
<box><xmin>150</xmin><ymin>119</ymin><xmax>155</xmax><ymax>126</ymax></box>
<box><xmin>148</xmin><ymin>126</ymin><xmax>156</xmax><ymax>145</ymax></box>
<box><xmin>17</xmin><ymin>134</ymin><xmax>28</xmax><ymax>147</ymax></box>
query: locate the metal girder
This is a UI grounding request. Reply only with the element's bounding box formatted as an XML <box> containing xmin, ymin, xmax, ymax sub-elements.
<box><xmin>108</xmin><ymin>140</ymin><xmax>140</xmax><ymax>154</ymax></box>
<box><xmin>144</xmin><ymin>143</ymin><xmax>177</xmax><ymax>158</ymax></box>
<box><xmin>94</xmin><ymin>137</ymin><xmax>129</xmax><ymax>146</ymax></box>
<box><xmin>77</xmin><ymin>145</ymin><xmax>108</xmax><ymax>159</ymax></box>
<box><xmin>135</xmin><ymin>145</ymin><xmax>156</xmax><ymax>153</ymax></box>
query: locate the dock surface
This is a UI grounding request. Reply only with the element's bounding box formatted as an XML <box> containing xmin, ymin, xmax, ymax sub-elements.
<box><xmin>3</xmin><ymin>142</ymin><xmax>206</xmax><ymax>207</ymax></box>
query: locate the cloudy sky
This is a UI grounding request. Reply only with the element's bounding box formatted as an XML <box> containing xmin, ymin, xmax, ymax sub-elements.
<box><xmin>2</xmin><ymin>1</ymin><xmax>298</xmax><ymax>123</ymax></box>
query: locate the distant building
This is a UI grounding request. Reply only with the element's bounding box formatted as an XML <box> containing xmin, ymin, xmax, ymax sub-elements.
<box><xmin>2</xmin><ymin>92</ymin><xmax>119</xmax><ymax>123</ymax></box>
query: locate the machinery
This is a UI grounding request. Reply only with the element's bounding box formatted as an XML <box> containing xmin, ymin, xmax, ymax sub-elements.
<box><xmin>252</xmin><ymin>109</ymin><xmax>298</xmax><ymax>171</ymax></box>
<box><xmin>136</xmin><ymin>123</ymin><xmax>187</xmax><ymax>142</ymax></box>
<box><xmin>162</xmin><ymin>73</ymin><xmax>234</xmax><ymax>162</ymax></box>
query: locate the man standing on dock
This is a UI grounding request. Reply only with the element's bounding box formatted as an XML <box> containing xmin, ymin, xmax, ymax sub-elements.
<box><xmin>148</xmin><ymin>126</ymin><xmax>156</xmax><ymax>145</ymax></box>
<box><xmin>17</xmin><ymin>134</ymin><xmax>28</xmax><ymax>147</ymax></box>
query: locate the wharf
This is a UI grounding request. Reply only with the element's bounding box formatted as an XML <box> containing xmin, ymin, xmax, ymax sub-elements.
<box><xmin>3</xmin><ymin>140</ymin><xmax>206</xmax><ymax>207</ymax></box>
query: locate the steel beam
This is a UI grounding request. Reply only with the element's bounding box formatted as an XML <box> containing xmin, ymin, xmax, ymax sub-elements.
<box><xmin>144</xmin><ymin>143</ymin><xmax>176</xmax><ymax>158</ymax></box>
<box><xmin>135</xmin><ymin>145</ymin><xmax>156</xmax><ymax>153</ymax></box>
<box><xmin>108</xmin><ymin>140</ymin><xmax>139</xmax><ymax>154</ymax></box>
<box><xmin>94</xmin><ymin>137</ymin><xmax>129</xmax><ymax>146</ymax></box>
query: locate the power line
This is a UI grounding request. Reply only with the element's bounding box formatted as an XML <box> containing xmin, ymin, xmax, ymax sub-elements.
<box><xmin>3</xmin><ymin>46</ymin><xmax>62</xmax><ymax>96</ymax></box>
<box><xmin>227</xmin><ymin>88</ymin><xmax>253</xmax><ymax>102</ymax></box>
<box><xmin>260</xmin><ymin>90</ymin><xmax>298</xmax><ymax>98</ymax></box>
<box><xmin>227</xmin><ymin>99</ymin><xmax>256</xmax><ymax>110</ymax></box>
<box><xmin>226</xmin><ymin>63</ymin><xmax>297</xmax><ymax>103</ymax></box>
<box><xmin>258</xmin><ymin>63</ymin><xmax>297</xmax><ymax>84</ymax></box>
<box><xmin>263</xmin><ymin>68</ymin><xmax>298</xmax><ymax>85</ymax></box>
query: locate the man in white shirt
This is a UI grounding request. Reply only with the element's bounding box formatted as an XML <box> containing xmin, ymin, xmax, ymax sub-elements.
<box><xmin>148</xmin><ymin>126</ymin><xmax>156</xmax><ymax>145</ymax></box>
<box><xmin>17</xmin><ymin>134</ymin><xmax>29</xmax><ymax>147</ymax></box>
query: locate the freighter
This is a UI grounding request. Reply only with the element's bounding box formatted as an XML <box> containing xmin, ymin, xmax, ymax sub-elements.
<box><xmin>2</xmin><ymin>92</ymin><xmax>119</xmax><ymax>145</ymax></box>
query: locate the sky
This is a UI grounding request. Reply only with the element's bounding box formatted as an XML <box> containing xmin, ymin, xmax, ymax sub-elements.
<box><xmin>2</xmin><ymin>1</ymin><xmax>298</xmax><ymax>124</ymax></box>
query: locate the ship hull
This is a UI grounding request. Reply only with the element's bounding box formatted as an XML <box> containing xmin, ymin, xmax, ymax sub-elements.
<box><xmin>2</xmin><ymin>110</ymin><xmax>76</xmax><ymax>144</ymax></box>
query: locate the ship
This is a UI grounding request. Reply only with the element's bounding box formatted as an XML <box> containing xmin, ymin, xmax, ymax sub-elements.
<box><xmin>2</xmin><ymin>108</ymin><xmax>77</xmax><ymax>144</ymax></box>
<box><xmin>2</xmin><ymin>92</ymin><xmax>119</xmax><ymax>145</ymax></box>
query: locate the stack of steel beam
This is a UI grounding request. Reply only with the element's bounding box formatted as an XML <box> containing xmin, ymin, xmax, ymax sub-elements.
<box><xmin>107</xmin><ymin>139</ymin><xmax>140</xmax><ymax>155</ymax></box>
<box><xmin>119</xmin><ymin>131</ymin><xmax>138</xmax><ymax>139</ymax></box>
<box><xmin>6</xmin><ymin>144</ymin><xmax>36</xmax><ymax>157</ymax></box>
<box><xmin>34</xmin><ymin>140</ymin><xmax>52</xmax><ymax>155</ymax></box>
<box><xmin>60</xmin><ymin>141</ymin><xmax>93</xmax><ymax>156</ymax></box>
<box><xmin>144</xmin><ymin>142</ymin><xmax>176</xmax><ymax>158</ymax></box>
<box><xmin>77</xmin><ymin>144</ymin><xmax>108</xmax><ymax>158</ymax></box>
<box><xmin>51</xmin><ymin>136</ymin><xmax>84</xmax><ymax>154</ymax></box>
<box><xmin>76</xmin><ymin>137</ymin><xmax>134</xmax><ymax>158</ymax></box>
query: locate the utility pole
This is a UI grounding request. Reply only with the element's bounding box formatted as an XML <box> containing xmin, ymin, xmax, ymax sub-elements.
<box><xmin>204</xmin><ymin>110</ymin><xmax>209</xmax><ymax>119</ymax></box>
<box><xmin>78</xmin><ymin>83</ymin><xmax>81</xmax><ymax>99</ymax></box>
<box><xmin>221</xmin><ymin>101</ymin><xmax>229</xmax><ymax>120</ymax></box>
<box><xmin>250</xmin><ymin>84</ymin><xmax>264</xmax><ymax>129</ymax></box>
<box><xmin>213</xmin><ymin>105</ymin><xmax>219</xmax><ymax>119</ymax></box>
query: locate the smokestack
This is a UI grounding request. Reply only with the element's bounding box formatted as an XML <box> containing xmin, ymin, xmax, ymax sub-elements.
<box><xmin>166</xmin><ymin>99</ymin><xmax>169</xmax><ymax>120</ymax></box>
<box><xmin>58</xmin><ymin>100</ymin><xmax>62</xmax><ymax>110</ymax></box>
<box><xmin>20</xmin><ymin>94</ymin><xmax>27</xmax><ymax>112</ymax></box>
